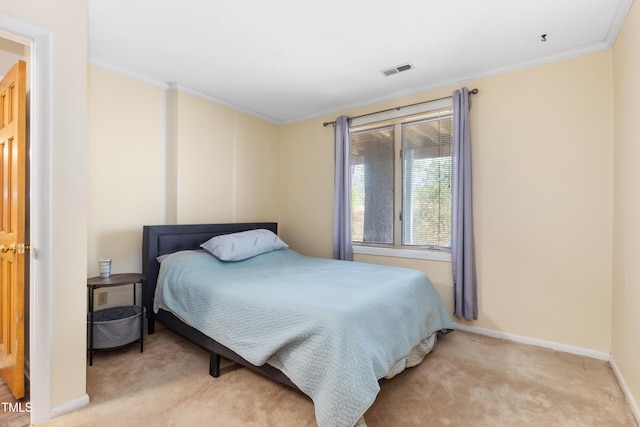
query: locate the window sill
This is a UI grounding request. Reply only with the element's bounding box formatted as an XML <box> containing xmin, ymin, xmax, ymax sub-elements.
<box><xmin>353</xmin><ymin>245</ymin><xmax>452</xmax><ymax>262</ymax></box>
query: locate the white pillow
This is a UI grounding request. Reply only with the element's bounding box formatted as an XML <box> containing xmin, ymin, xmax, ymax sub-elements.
<box><xmin>200</xmin><ymin>229</ymin><xmax>288</xmax><ymax>261</ymax></box>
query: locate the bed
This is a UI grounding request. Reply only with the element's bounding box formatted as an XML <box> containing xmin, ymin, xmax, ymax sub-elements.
<box><xmin>142</xmin><ymin>222</ymin><xmax>453</xmax><ymax>427</ymax></box>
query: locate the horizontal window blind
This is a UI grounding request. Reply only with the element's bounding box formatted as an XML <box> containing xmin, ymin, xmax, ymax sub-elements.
<box><xmin>401</xmin><ymin>112</ymin><xmax>452</xmax><ymax>248</ymax></box>
<box><xmin>350</xmin><ymin>105</ymin><xmax>453</xmax><ymax>251</ymax></box>
<box><xmin>351</xmin><ymin>126</ymin><xmax>394</xmax><ymax>244</ymax></box>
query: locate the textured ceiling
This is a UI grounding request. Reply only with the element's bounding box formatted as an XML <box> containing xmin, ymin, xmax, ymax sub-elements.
<box><xmin>88</xmin><ymin>0</ymin><xmax>633</xmax><ymax>124</ymax></box>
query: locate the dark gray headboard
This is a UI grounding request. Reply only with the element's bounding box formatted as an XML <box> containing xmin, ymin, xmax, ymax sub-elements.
<box><xmin>141</xmin><ymin>222</ymin><xmax>278</xmax><ymax>319</ymax></box>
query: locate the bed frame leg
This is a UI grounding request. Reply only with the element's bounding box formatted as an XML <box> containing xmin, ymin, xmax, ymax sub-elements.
<box><xmin>148</xmin><ymin>317</ymin><xmax>155</xmax><ymax>335</ymax></box>
<box><xmin>210</xmin><ymin>352</ymin><xmax>221</xmax><ymax>378</ymax></box>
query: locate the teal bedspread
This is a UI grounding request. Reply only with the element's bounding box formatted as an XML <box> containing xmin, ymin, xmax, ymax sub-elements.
<box><xmin>154</xmin><ymin>248</ymin><xmax>453</xmax><ymax>427</ymax></box>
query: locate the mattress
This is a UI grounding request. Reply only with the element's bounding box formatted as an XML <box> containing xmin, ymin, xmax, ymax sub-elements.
<box><xmin>154</xmin><ymin>248</ymin><xmax>453</xmax><ymax>427</ymax></box>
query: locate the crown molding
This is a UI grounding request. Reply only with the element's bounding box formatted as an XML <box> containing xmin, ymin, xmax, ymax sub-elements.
<box><xmin>285</xmin><ymin>40</ymin><xmax>613</xmax><ymax>125</ymax></box>
<box><xmin>89</xmin><ymin>58</ymin><xmax>284</xmax><ymax>124</ymax></box>
<box><xmin>172</xmin><ymin>82</ymin><xmax>282</xmax><ymax>124</ymax></box>
<box><xmin>605</xmin><ymin>0</ymin><xmax>634</xmax><ymax>46</ymax></box>
<box><xmin>90</xmin><ymin>24</ymin><xmax>625</xmax><ymax>127</ymax></box>
<box><xmin>88</xmin><ymin>57</ymin><xmax>171</xmax><ymax>90</ymax></box>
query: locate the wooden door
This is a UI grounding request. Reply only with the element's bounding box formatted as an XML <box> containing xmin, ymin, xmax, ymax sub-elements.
<box><xmin>0</xmin><ymin>60</ymin><xmax>26</xmax><ymax>399</ymax></box>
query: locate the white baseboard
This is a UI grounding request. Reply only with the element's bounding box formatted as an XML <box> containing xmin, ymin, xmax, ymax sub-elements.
<box><xmin>610</xmin><ymin>356</ymin><xmax>640</xmax><ymax>426</ymax></box>
<box><xmin>453</xmin><ymin>323</ymin><xmax>640</xmax><ymax>425</ymax></box>
<box><xmin>452</xmin><ymin>322</ymin><xmax>610</xmax><ymax>361</ymax></box>
<box><xmin>51</xmin><ymin>393</ymin><xmax>90</xmax><ymax>419</ymax></box>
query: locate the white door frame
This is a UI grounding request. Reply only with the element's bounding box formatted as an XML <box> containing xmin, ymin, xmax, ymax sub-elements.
<box><xmin>0</xmin><ymin>14</ymin><xmax>53</xmax><ymax>424</ymax></box>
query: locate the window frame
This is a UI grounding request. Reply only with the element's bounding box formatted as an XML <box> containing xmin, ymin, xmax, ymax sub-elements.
<box><xmin>350</xmin><ymin>98</ymin><xmax>454</xmax><ymax>262</ymax></box>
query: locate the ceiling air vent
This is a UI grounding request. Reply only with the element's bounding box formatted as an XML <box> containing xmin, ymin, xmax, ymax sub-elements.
<box><xmin>381</xmin><ymin>63</ymin><xmax>414</xmax><ymax>77</ymax></box>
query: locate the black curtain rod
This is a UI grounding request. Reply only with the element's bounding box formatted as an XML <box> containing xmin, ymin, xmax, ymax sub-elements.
<box><xmin>322</xmin><ymin>88</ymin><xmax>478</xmax><ymax>127</ymax></box>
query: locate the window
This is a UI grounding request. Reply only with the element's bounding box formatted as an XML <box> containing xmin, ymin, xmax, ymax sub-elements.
<box><xmin>351</xmin><ymin>107</ymin><xmax>453</xmax><ymax>251</ymax></box>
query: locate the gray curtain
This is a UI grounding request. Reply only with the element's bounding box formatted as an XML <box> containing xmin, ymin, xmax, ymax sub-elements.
<box><xmin>452</xmin><ymin>87</ymin><xmax>478</xmax><ymax>320</ymax></box>
<box><xmin>333</xmin><ymin>115</ymin><xmax>353</xmax><ymax>261</ymax></box>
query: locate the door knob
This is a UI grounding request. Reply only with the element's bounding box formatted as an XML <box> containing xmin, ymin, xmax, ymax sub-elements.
<box><xmin>0</xmin><ymin>243</ymin><xmax>16</xmax><ymax>254</ymax></box>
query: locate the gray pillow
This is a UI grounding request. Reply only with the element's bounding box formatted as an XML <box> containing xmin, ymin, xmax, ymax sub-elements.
<box><xmin>200</xmin><ymin>229</ymin><xmax>288</xmax><ymax>261</ymax></box>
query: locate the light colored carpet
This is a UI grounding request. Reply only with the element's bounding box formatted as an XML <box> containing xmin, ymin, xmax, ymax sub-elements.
<box><xmin>37</xmin><ymin>326</ymin><xmax>637</xmax><ymax>427</ymax></box>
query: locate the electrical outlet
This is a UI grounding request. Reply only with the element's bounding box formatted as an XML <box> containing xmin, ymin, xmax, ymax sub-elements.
<box><xmin>97</xmin><ymin>292</ymin><xmax>108</xmax><ymax>306</ymax></box>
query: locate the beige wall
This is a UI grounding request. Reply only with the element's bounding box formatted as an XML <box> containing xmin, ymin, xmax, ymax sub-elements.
<box><xmin>85</xmin><ymin>4</ymin><xmax>637</xmax><ymax>419</ymax></box>
<box><xmin>0</xmin><ymin>37</ymin><xmax>27</xmax><ymax>74</ymax></box>
<box><xmin>87</xmin><ymin>66</ymin><xmax>168</xmax><ymax>306</ymax></box>
<box><xmin>0</xmin><ymin>0</ymin><xmax>89</xmax><ymax>414</ymax></box>
<box><xmin>279</xmin><ymin>119</ymin><xmax>335</xmax><ymax>255</ymax></box>
<box><xmin>88</xmin><ymin>67</ymin><xmax>167</xmax><ymax>276</ymax></box>
<box><xmin>175</xmin><ymin>92</ymin><xmax>281</xmax><ymax>224</ymax></box>
<box><xmin>88</xmin><ymin>70</ymin><xmax>283</xmax><ymax>307</ymax></box>
<box><xmin>468</xmin><ymin>52</ymin><xmax>613</xmax><ymax>351</ymax></box>
<box><xmin>2</xmin><ymin>0</ymin><xmax>633</xmax><ymax>420</ymax></box>
<box><xmin>612</xmin><ymin>0</ymin><xmax>640</xmax><ymax>415</ymax></box>
<box><xmin>281</xmin><ymin>51</ymin><xmax>615</xmax><ymax>353</ymax></box>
